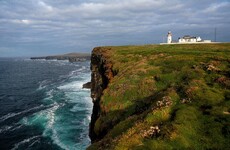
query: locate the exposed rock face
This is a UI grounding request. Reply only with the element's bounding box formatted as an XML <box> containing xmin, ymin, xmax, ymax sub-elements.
<box><xmin>86</xmin><ymin>44</ymin><xmax>230</xmax><ymax>150</ymax></box>
<box><xmin>83</xmin><ymin>82</ymin><xmax>92</xmax><ymax>89</ymax></box>
<box><xmin>89</xmin><ymin>47</ymin><xmax>114</xmax><ymax>142</ymax></box>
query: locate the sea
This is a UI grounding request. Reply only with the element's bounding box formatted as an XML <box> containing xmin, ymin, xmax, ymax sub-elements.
<box><xmin>0</xmin><ymin>58</ymin><xmax>93</xmax><ymax>150</ymax></box>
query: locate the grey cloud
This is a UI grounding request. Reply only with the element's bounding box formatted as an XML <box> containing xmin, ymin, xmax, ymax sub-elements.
<box><xmin>0</xmin><ymin>0</ymin><xmax>230</xmax><ymax>57</ymax></box>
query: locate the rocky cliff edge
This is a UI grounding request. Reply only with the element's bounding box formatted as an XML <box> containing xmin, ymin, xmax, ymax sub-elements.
<box><xmin>88</xmin><ymin>44</ymin><xmax>230</xmax><ymax>150</ymax></box>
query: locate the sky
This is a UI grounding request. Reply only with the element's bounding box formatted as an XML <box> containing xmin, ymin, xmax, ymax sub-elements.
<box><xmin>0</xmin><ymin>0</ymin><xmax>230</xmax><ymax>57</ymax></box>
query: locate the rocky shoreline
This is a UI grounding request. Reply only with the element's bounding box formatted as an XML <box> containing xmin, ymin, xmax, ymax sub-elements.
<box><xmin>31</xmin><ymin>53</ymin><xmax>91</xmax><ymax>62</ymax></box>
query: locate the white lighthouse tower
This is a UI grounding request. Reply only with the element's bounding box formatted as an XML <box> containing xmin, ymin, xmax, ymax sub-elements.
<box><xmin>167</xmin><ymin>31</ymin><xmax>172</xmax><ymax>44</ymax></box>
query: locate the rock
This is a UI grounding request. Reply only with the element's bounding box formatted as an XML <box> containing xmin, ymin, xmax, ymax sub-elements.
<box><xmin>206</xmin><ymin>64</ymin><xmax>220</xmax><ymax>72</ymax></box>
<box><xmin>181</xmin><ymin>98</ymin><xmax>191</xmax><ymax>104</ymax></box>
<box><xmin>141</xmin><ymin>125</ymin><xmax>161</xmax><ymax>138</ymax></box>
<box><xmin>156</xmin><ymin>96</ymin><xmax>172</xmax><ymax>108</ymax></box>
<box><xmin>83</xmin><ymin>82</ymin><xmax>91</xmax><ymax>89</ymax></box>
<box><xmin>223</xmin><ymin>111</ymin><xmax>230</xmax><ymax>115</ymax></box>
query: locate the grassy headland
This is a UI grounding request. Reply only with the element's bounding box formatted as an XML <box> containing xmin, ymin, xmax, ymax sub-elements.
<box><xmin>88</xmin><ymin>43</ymin><xmax>230</xmax><ymax>149</ymax></box>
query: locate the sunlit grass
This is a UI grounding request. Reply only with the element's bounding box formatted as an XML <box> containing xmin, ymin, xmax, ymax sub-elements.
<box><xmin>88</xmin><ymin>43</ymin><xmax>230</xmax><ymax>150</ymax></box>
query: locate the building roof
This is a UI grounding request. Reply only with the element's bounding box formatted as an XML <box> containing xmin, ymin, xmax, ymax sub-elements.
<box><xmin>182</xmin><ymin>35</ymin><xmax>197</xmax><ymax>39</ymax></box>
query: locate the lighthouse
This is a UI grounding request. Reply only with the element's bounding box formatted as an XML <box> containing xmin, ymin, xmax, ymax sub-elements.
<box><xmin>167</xmin><ymin>31</ymin><xmax>172</xmax><ymax>44</ymax></box>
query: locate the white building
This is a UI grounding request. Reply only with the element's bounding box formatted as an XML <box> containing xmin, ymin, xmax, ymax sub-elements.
<box><xmin>178</xmin><ymin>35</ymin><xmax>202</xmax><ymax>43</ymax></box>
<box><xmin>164</xmin><ymin>31</ymin><xmax>211</xmax><ymax>44</ymax></box>
<box><xmin>167</xmin><ymin>31</ymin><xmax>172</xmax><ymax>43</ymax></box>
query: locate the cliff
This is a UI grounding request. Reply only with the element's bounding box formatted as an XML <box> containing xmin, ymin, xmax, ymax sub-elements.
<box><xmin>90</xmin><ymin>47</ymin><xmax>116</xmax><ymax>141</ymax></box>
<box><xmin>88</xmin><ymin>44</ymin><xmax>230</xmax><ymax>149</ymax></box>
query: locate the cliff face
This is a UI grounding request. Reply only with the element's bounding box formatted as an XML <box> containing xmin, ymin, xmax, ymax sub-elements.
<box><xmin>90</xmin><ymin>47</ymin><xmax>115</xmax><ymax>141</ymax></box>
<box><xmin>88</xmin><ymin>44</ymin><xmax>230</xmax><ymax>150</ymax></box>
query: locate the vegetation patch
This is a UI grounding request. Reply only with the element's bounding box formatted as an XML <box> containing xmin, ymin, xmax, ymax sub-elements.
<box><xmin>88</xmin><ymin>43</ymin><xmax>230</xmax><ymax>150</ymax></box>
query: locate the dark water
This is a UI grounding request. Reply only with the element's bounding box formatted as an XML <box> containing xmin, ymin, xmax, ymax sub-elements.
<box><xmin>0</xmin><ymin>58</ymin><xmax>92</xmax><ymax>150</ymax></box>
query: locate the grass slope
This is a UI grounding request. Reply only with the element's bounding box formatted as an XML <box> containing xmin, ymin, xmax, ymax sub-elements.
<box><xmin>88</xmin><ymin>43</ymin><xmax>230</xmax><ymax>150</ymax></box>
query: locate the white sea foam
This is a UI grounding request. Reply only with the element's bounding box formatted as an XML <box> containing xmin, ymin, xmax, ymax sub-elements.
<box><xmin>0</xmin><ymin>113</ymin><xmax>18</xmax><ymax>122</ymax></box>
<box><xmin>0</xmin><ymin>123</ymin><xmax>24</xmax><ymax>134</ymax></box>
<box><xmin>10</xmin><ymin>124</ymin><xmax>24</xmax><ymax>132</ymax></box>
<box><xmin>69</xmin><ymin>70</ymin><xmax>78</xmax><ymax>77</ymax></box>
<box><xmin>43</xmin><ymin>89</ymin><xmax>54</xmax><ymax>103</ymax></box>
<box><xmin>84</xmin><ymin>96</ymin><xmax>93</xmax><ymax>106</ymax></box>
<box><xmin>70</xmin><ymin>105</ymin><xmax>87</xmax><ymax>112</ymax></box>
<box><xmin>21</xmin><ymin>117</ymin><xmax>30</xmax><ymax>126</ymax></box>
<box><xmin>46</xmin><ymin>104</ymin><xmax>59</xmax><ymax>129</ymax></box>
<box><xmin>11</xmin><ymin>135</ymin><xmax>41</xmax><ymax>150</ymax></box>
<box><xmin>58</xmin><ymin>81</ymin><xmax>84</xmax><ymax>91</ymax></box>
<box><xmin>0</xmin><ymin>105</ymin><xmax>45</xmax><ymax>122</ymax></box>
<box><xmin>30</xmin><ymin>59</ymin><xmax>46</xmax><ymax>62</ymax></box>
<box><xmin>87</xmin><ymin>115</ymin><xmax>91</xmax><ymax>121</ymax></box>
<box><xmin>21</xmin><ymin>103</ymin><xmax>60</xmax><ymax>127</ymax></box>
<box><xmin>19</xmin><ymin>62</ymin><xmax>91</xmax><ymax>149</ymax></box>
<box><xmin>55</xmin><ymin>60</ymin><xmax>69</xmax><ymax>67</ymax></box>
<box><xmin>0</xmin><ymin>125</ymin><xmax>13</xmax><ymax>133</ymax></box>
<box><xmin>37</xmin><ymin>80</ymin><xmax>50</xmax><ymax>90</ymax></box>
<box><xmin>28</xmin><ymin>139</ymin><xmax>40</xmax><ymax>148</ymax></box>
<box><xmin>46</xmin><ymin>89</ymin><xmax>54</xmax><ymax>97</ymax></box>
<box><xmin>41</xmin><ymin>103</ymin><xmax>71</xmax><ymax>150</ymax></box>
<box><xmin>58</xmin><ymin>72</ymin><xmax>90</xmax><ymax>92</ymax></box>
<box><xmin>44</xmin><ymin>86</ymin><xmax>91</xmax><ymax>149</ymax></box>
<box><xmin>67</xmin><ymin>66</ymin><xmax>88</xmax><ymax>79</ymax></box>
<box><xmin>51</xmin><ymin>129</ymin><xmax>70</xmax><ymax>150</ymax></box>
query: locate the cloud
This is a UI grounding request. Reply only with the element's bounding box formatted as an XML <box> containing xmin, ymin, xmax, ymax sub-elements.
<box><xmin>0</xmin><ymin>0</ymin><xmax>230</xmax><ymax>56</ymax></box>
<box><xmin>38</xmin><ymin>1</ymin><xmax>54</xmax><ymax>12</ymax></box>
<box><xmin>203</xmin><ymin>2</ymin><xmax>230</xmax><ymax>13</ymax></box>
<box><xmin>11</xmin><ymin>19</ymin><xmax>32</xmax><ymax>24</ymax></box>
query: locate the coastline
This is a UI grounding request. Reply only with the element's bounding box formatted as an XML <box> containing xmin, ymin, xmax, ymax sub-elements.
<box><xmin>30</xmin><ymin>53</ymin><xmax>91</xmax><ymax>62</ymax></box>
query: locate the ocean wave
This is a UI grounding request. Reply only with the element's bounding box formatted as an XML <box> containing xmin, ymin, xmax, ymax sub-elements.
<box><xmin>46</xmin><ymin>104</ymin><xmax>59</xmax><ymax>129</ymax></box>
<box><xmin>43</xmin><ymin>89</ymin><xmax>54</xmax><ymax>102</ymax></box>
<box><xmin>37</xmin><ymin>80</ymin><xmax>50</xmax><ymax>90</ymax></box>
<box><xmin>21</xmin><ymin>103</ymin><xmax>61</xmax><ymax>126</ymax></box>
<box><xmin>58</xmin><ymin>73</ymin><xmax>90</xmax><ymax>92</ymax></box>
<box><xmin>69</xmin><ymin>70</ymin><xmax>79</xmax><ymax>77</ymax></box>
<box><xmin>70</xmin><ymin>100</ymin><xmax>92</xmax><ymax>112</ymax></box>
<box><xmin>87</xmin><ymin>115</ymin><xmax>91</xmax><ymax>121</ymax></box>
<box><xmin>11</xmin><ymin>135</ymin><xmax>41</xmax><ymax>150</ymax></box>
<box><xmin>57</xmin><ymin>81</ymin><xmax>84</xmax><ymax>91</ymax></box>
<box><xmin>0</xmin><ymin>105</ymin><xmax>45</xmax><ymax>123</ymax></box>
<box><xmin>1</xmin><ymin>58</ymin><xmax>92</xmax><ymax>149</ymax></box>
<box><xmin>70</xmin><ymin>106</ymin><xmax>92</xmax><ymax>112</ymax></box>
<box><xmin>41</xmin><ymin>104</ymin><xmax>71</xmax><ymax>150</ymax></box>
<box><xmin>29</xmin><ymin>59</ymin><xmax>46</xmax><ymax>61</ymax></box>
<box><xmin>0</xmin><ymin>123</ymin><xmax>24</xmax><ymax>134</ymax></box>
<box><xmin>66</xmin><ymin>66</ymin><xmax>88</xmax><ymax>78</ymax></box>
<box><xmin>0</xmin><ymin>125</ymin><xmax>13</xmax><ymax>133</ymax></box>
<box><xmin>51</xmin><ymin>129</ymin><xmax>70</xmax><ymax>150</ymax></box>
<box><xmin>10</xmin><ymin>124</ymin><xmax>24</xmax><ymax>132</ymax></box>
<box><xmin>46</xmin><ymin>89</ymin><xmax>54</xmax><ymax>97</ymax></box>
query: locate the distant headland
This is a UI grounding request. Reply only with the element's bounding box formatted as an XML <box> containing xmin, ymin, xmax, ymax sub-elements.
<box><xmin>30</xmin><ymin>53</ymin><xmax>91</xmax><ymax>62</ymax></box>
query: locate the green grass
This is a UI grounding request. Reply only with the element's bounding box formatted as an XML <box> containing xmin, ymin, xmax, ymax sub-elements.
<box><xmin>88</xmin><ymin>43</ymin><xmax>230</xmax><ymax>150</ymax></box>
